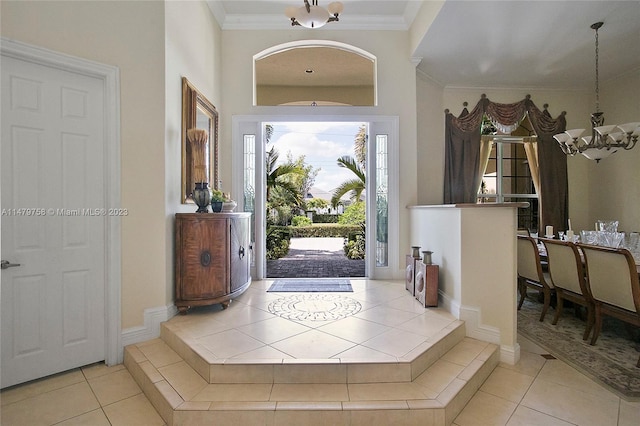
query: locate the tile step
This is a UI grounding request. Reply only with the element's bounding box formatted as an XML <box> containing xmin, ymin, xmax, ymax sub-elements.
<box><xmin>124</xmin><ymin>322</ymin><xmax>499</xmax><ymax>425</ymax></box>
<box><xmin>158</xmin><ymin>319</ymin><xmax>468</xmax><ymax>385</ymax></box>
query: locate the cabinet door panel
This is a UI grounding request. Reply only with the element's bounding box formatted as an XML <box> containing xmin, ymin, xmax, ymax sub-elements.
<box><xmin>180</xmin><ymin>217</ymin><xmax>229</xmax><ymax>299</ymax></box>
<box><xmin>230</xmin><ymin>216</ymin><xmax>250</xmax><ymax>292</ymax></box>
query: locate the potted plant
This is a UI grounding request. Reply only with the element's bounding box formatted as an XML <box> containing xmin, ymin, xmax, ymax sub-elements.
<box><xmin>210</xmin><ymin>189</ymin><xmax>226</xmax><ymax>212</ymax></box>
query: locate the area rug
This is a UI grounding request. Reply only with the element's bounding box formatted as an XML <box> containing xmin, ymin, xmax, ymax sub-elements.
<box><xmin>518</xmin><ymin>298</ymin><xmax>640</xmax><ymax>400</ymax></box>
<box><xmin>267</xmin><ymin>278</ymin><xmax>353</xmax><ymax>292</ymax></box>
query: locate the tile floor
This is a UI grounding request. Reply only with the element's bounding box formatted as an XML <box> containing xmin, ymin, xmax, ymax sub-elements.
<box><xmin>2</xmin><ymin>279</ymin><xmax>639</xmax><ymax>426</ymax></box>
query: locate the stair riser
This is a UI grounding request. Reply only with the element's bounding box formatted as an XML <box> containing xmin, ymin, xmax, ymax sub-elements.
<box><xmin>159</xmin><ymin>320</ymin><xmax>467</xmax><ymax>385</ymax></box>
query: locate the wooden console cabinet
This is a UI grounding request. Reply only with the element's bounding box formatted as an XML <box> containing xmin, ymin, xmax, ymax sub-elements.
<box><xmin>175</xmin><ymin>212</ymin><xmax>251</xmax><ymax>314</ymax></box>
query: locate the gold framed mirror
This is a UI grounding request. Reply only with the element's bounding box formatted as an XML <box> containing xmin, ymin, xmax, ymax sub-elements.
<box><xmin>181</xmin><ymin>77</ymin><xmax>219</xmax><ymax>203</ymax></box>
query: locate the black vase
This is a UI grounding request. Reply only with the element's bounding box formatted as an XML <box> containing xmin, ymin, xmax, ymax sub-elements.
<box><xmin>193</xmin><ymin>182</ymin><xmax>211</xmax><ymax>213</ymax></box>
<box><xmin>211</xmin><ymin>201</ymin><xmax>223</xmax><ymax>213</ymax></box>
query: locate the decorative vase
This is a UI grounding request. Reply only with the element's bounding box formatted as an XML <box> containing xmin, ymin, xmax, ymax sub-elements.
<box><xmin>222</xmin><ymin>200</ymin><xmax>237</xmax><ymax>212</ymax></box>
<box><xmin>422</xmin><ymin>250</ymin><xmax>433</xmax><ymax>265</ymax></box>
<box><xmin>211</xmin><ymin>201</ymin><xmax>223</xmax><ymax>212</ymax></box>
<box><xmin>193</xmin><ymin>182</ymin><xmax>211</xmax><ymax>213</ymax></box>
<box><xmin>411</xmin><ymin>246</ymin><xmax>421</xmax><ymax>259</ymax></box>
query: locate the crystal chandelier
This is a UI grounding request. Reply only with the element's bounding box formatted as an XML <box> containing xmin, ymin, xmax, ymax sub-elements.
<box><xmin>553</xmin><ymin>22</ymin><xmax>639</xmax><ymax>162</ymax></box>
<box><xmin>285</xmin><ymin>0</ymin><xmax>343</xmax><ymax>29</ymax></box>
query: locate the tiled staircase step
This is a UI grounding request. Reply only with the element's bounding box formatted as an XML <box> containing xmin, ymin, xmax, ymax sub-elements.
<box><xmin>158</xmin><ymin>319</ymin><xmax>467</xmax><ymax>384</ymax></box>
<box><xmin>125</xmin><ymin>326</ymin><xmax>499</xmax><ymax>426</ymax></box>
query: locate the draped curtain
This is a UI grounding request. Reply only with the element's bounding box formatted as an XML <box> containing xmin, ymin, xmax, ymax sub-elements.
<box><xmin>477</xmin><ymin>138</ymin><xmax>493</xmax><ymax>191</ymax></box>
<box><xmin>444</xmin><ymin>95</ymin><xmax>568</xmax><ymax>234</ymax></box>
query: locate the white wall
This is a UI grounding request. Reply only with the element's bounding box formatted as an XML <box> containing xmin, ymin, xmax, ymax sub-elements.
<box><xmin>588</xmin><ymin>70</ymin><xmax>640</xmax><ymax>231</ymax></box>
<box><xmin>219</xmin><ymin>29</ymin><xmax>419</xmax><ymax>277</ymax></box>
<box><xmin>1</xmin><ymin>0</ymin><xmax>168</xmax><ymax>329</ymax></box>
<box><xmin>164</xmin><ymin>0</ymin><xmax>223</xmax><ymax>303</ymax></box>
<box><xmin>2</xmin><ymin>0</ymin><xmax>226</xmax><ymax>330</ymax></box>
<box><xmin>409</xmin><ymin>204</ymin><xmax>520</xmax><ymax>364</ymax></box>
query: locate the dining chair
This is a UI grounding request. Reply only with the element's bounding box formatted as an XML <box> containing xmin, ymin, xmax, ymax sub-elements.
<box><xmin>579</xmin><ymin>244</ymin><xmax>640</xmax><ymax>367</ymax></box>
<box><xmin>517</xmin><ymin>235</ymin><xmax>554</xmax><ymax>321</ymax></box>
<box><xmin>541</xmin><ymin>238</ymin><xmax>593</xmax><ymax>340</ymax></box>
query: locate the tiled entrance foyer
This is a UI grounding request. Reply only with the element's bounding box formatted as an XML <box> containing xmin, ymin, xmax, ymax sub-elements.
<box><xmin>2</xmin><ymin>279</ymin><xmax>639</xmax><ymax>425</ymax></box>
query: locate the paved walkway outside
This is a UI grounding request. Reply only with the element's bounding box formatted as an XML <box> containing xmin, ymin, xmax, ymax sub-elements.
<box><xmin>267</xmin><ymin>237</ymin><xmax>365</xmax><ymax>278</ymax></box>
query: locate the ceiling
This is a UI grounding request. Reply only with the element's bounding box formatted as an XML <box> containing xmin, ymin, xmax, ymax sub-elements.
<box><xmin>208</xmin><ymin>0</ymin><xmax>640</xmax><ymax>90</ymax></box>
<box><xmin>255</xmin><ymin>47</ymin><xmax>374</xmax><ymax>87</ymax></box>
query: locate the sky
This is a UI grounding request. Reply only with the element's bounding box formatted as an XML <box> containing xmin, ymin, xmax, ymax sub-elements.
<box><xmin>267</xmin><ymin>122</ymin><xmax>365</xmax><ymax>194</ymax></box>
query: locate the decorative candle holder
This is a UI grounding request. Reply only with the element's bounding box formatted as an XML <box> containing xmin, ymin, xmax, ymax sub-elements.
<box><xmin>422</xmin><ymin>250</ymin><xmax>433</xmax><ymax>265</ymax></box>
<box><xmin>411</xmin><ymin>246</ymin><xmax>421</xmax><ymax>259</ymax></box>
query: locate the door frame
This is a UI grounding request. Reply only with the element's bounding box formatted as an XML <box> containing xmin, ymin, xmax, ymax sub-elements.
<box><xmin>231</xmin><ymin>114</ymin><xmax>399</xmax><ymax>280</ymax></box>
<box><xmin>1</xmin><ymin>38</ymin><xmax>122</xmax><ymax>366</ymax></box>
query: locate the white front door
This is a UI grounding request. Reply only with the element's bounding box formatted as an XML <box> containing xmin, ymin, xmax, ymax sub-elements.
<box><xmin>232</xmin><ymin>115</ymin><xmax>399</xmax><ymax>280</ymax></box>
<box><xmin>1</xmin><ymin>53</ymin><xmax>107</xmax><ymax>388</ymax></box>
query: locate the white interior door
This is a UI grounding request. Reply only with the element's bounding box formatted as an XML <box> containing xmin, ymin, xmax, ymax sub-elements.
<box><xmin>1</xmin><ymin>53</ymin><xmax>107</xmax><ymax>388</ymax></box>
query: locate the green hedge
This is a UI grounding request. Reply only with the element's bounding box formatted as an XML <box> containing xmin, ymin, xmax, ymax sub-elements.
<box><xmin>270</xmin><ymin>224</ymin><xmax>360</xmax><ymax>238</ymax></box>
<box><xmin>312</xmin><ymin>214</ymin><xmax>339</xmax><ymax>223</ymax></box>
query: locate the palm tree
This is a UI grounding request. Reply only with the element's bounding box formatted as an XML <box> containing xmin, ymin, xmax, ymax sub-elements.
<box><xmin>354</xmin><ymin>124</ymin><xmax>367</xmax><ymax>169</ymax></box>
<box><xmin>266</xmin><ymin>147</ymin><xmax>303</xmax><ymax>204</ymax></box>
<box><xmin>331</xmin><ymin>155</ymin><xmax>365</xmax><ymax>208</ymax></box>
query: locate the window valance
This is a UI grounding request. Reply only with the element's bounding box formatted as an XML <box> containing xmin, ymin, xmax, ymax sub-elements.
<box><xmin>444</xmin><ymin>94</ymin><xmax>568</xmax><ymax>234</ymax></box>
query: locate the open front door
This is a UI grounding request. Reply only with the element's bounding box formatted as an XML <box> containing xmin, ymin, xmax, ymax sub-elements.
<box><xmin>233</xmin><ymin>115</ymin><xmax>398</xmax><ymax>281</ymax></box>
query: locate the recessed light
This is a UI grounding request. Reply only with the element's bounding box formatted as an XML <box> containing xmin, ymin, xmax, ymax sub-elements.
<box><xmin>305</xmin><ymin>69</ymin><xmax>314</xmax><ymax>74</ymax></box>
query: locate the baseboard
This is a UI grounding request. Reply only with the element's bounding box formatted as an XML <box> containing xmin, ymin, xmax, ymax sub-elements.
<box><xmin>437</xmin><ymin>295</ymin><xmax>521</xmax><ymax>365</ymax></box>
<box><xmin>459</xmin><ymin>305</ymin><xmax>501</xmax><ymax>345</ymax></box>
<box><xmin>439</xmin><ymin>291</ymin><xmax>461</xmax><ymax>318</ymax></box>
<box><xmin>121</xmin><ymin>304</ymin><xmax>178</xmax><ymax>347</ymax></box>
<box><xmin>500</xmin><ymin>343</ymin><xmax>521</xmax><ymax>365</ymax></box>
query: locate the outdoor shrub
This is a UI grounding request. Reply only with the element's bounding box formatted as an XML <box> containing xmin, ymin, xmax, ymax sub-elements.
<box><xmin>268</xmin><ymin>204</ymin><xmax>293</xmax><ymax>226</ymax></box>
<box><xmin>291</xmin><ymin>215</ymin><xmax>313</xmax><ymax>227</ymax></box>
<box><xmin>287</xmin><ymin>224</ymin><xmax>360</xmax><ymax>238</ymax></box>
<box><xmin>344</xmin><ymin>235</ymin><xmax>365</xmax><ymax>259</ymax></box>
<box><xmin>343</xmin><ymin>222</ymin><xmax>366</xmax><ymax>259</ymax></box>
<box><xmin>266</xmin><ymin>226</ymin><xmax>291</xmax><ymax>259</ymax></box>
<box><xmin>267</xmin><ymin>239</ymin><xmax>289</xmax><ymax>259</ymax></box>
<box><xmin>338</xmin><ymin>202</ymin><xmax>365</xmax><ymax>225</ymax></box>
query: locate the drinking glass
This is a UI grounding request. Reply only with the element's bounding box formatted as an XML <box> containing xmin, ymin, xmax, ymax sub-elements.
<box><xmin>581</xmin><ymin>230</ymin><xmax>598</xmax><ymax>245</ymax></box>
<box><xmin>596</xmin><ymin>220</ymin><xmax>619</xmax><ymax>232</ymax></box>
<box><xmin>625</xmin><ymin>232</ymin><xmax>640</xmax><ymax>253</ymax></box>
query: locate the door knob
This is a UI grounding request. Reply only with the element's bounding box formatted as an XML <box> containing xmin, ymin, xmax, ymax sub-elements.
<box><xmin>1</xmin><ymin>260</ymin><xmax>21</xmax><ymax>270</ymax></box>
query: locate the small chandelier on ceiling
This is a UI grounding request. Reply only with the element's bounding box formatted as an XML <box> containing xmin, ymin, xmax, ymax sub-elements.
<box><xmin>553</xmin><ymin>22</ymin><xmax>639</xmax><ymax>163</ymax></box>
<box><xmin>285</xmin><ymin>0</ymin><xmax>344</xmax><ymax>29</ymax></box>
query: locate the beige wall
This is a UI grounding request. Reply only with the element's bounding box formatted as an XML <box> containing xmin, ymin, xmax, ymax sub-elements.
<box><xmin>588</xmin><ymin>70</ymin><xmax>640</xmax><ymax>231</ymax></box>
<box><xmin>1</xmin><ymin>0</ymin><xmax>168</xmax><ymax>329</ymax></box>
<box><xmin>164</xmin><ymin>1</ymin><xmax>223</xmax><ymax>304</ymax></box>
<box><xmin>219</xmin><ymin>29</ymin><xmax>418</xmax><ymax>276</ymax></box>
<box><xmin>416</xmin><ymin>71</ymin><xmax>445</xmax><ymax>205</ymax></box>
<box><xmin>409</xmin><ymin>205</ymin><xmax>519</xmax><ymax>362</ymax></box>
<box><xmin>256</xmin><ymin>85</ymin><xmax>374</xmax><ymax>106</ymax></box>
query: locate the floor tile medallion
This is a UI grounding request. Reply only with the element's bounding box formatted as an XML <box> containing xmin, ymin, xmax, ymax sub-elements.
<box><xmin>267</xmin><ymin>294</ymin><xmax>362</xmax><ymax>322</ymax></box>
